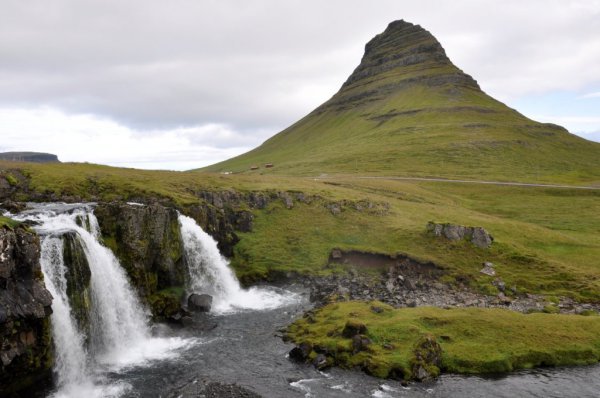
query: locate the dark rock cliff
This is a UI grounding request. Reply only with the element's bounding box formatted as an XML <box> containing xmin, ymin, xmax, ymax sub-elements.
<box><xmin>0</xmin><ymin>225</ymin><xmax>53</xmax><ymax>394</ymax></box>
<box><xmin>91</xmin><ymin>190</ymin><xmax>295</xmax><ymax>312</ymax></box>
<box><xmin>94</xmin><ymin>202</ymin><xmax>186</xmax><ymax>302</ymax></box>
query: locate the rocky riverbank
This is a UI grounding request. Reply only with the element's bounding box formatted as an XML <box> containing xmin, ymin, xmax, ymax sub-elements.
<box><xmin>302</xmin><ymin>260</ymin><xmax>600</xmax><ymax>315</ymax></box>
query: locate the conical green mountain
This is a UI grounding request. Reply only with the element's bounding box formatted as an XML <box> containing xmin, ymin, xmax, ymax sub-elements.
<box><xmin>204</xmin><ymin>20</ymin><xmax>600</xmax><ymax>184</ymax></box>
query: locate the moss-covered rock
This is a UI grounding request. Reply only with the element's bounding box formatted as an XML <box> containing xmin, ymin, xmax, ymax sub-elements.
<box><xmin>148</xmin><ymin>287</ymin><xmax>185</xmax><ymax>321</ymax></box>
<box><xmin>410</xmin><ymin>335</ymin><xmax>442</xmax><ymax>381</ymax></box>
<box><xmin>94</xmin><ymin>202</ymin><xmax>186</xmax><ymax>303</ymax></box>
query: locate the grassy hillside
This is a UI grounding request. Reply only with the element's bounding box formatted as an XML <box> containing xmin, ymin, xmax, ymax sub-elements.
<box><xmin>232</xmin><ymin>176</ymin><xmax>600</xmax><ymax>300</ymax></box>
<box><xmin>2</xmin><ymin>161</ymin><xmax>599</xmax><ymax>301</ymax></box>
<box><xmin>203</xmin><ymin>21</ymin><xmax>600</xmax><ymax>184</ymax></box>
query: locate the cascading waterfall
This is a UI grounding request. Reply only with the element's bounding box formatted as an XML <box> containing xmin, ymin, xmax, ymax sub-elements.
<box><xmin>178</xmin><ymin>214</ymin><xmax>298</xmax><ymax>313</ymax></box>
<box><xmin>39</xmin><ymin>236</ymin><xmax>89</xmax><ymax>389</ymax></box>
<box><xmin>78</xmin><ymin>214</ymin><xmax>149</xmax><ymax>362</ymax></box>
<box><xmin>17</xmin><ymin>205</ymin><xmax>191</xmax><ymax>398</ymax></box>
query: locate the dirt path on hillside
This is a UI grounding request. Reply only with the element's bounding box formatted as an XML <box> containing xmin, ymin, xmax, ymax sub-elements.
<box><xmin>316</xmin><ymin>175</ymin><xmax>600</xmax><ymax>190</ymax></box>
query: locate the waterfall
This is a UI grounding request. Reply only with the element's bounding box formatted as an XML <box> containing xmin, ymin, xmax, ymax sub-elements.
<box><xmin>40</xmin><ymin>236</ymin><xmax>89</xmax><ymax>389</ymax></box>
<box><xmin>178</xmin><ymin>214</ymin><xmax>298</xmax><ymax>313</ymax></box>
<box><xmin>17</xmin><ymin>205</ymin><xmax>191</xmax><ymax>398</ymax></box>
<box><xmin>78</xmin><ymin>213</ymin><xmax>149</xmax><ymax>361</ymax></box>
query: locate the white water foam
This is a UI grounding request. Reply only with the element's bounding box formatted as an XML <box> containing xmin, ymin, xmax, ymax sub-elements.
<box><xmin>178</xmin><ymin>214</ymin><xmax>299</xmax><ymax>314</ymax></box>
<box><xmin>290</xmin><ymin>378</ymin><xmax>317</xmax><ymax>398</ymax></box>
<box><xmin>18</xmin><ymin>205</ymin><xmax>193</xmax><ymax>397</ymax></box>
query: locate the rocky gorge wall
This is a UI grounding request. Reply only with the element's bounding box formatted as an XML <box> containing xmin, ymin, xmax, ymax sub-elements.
<box><xmin>0</xmin><ymin>224</ymin><xmax>53</xmax><ymax>394</ymax></box>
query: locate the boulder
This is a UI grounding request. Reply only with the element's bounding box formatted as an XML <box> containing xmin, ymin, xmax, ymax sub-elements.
<box><xmin>289</xmin><ymin>342</ymin><xmax>313</xmax><ymax>362</ymax></box>
<box><xmin>471</xmin><ymin>227</ymin><xmax>493</xmax><ymax>249</ymax></box>
<box><xmin>188</xmin><ymin>293</ymin><xmax>213</xmax><ymax>312</ymax></box>
<box><xmin>480</xmin><ymin>262</ymin><xmax>496</xmax><ymax>276</ymax></box>
<box><xmin>312</xmin><ymin>353</ymin><xmax>329</xmax><ymax>370</ymax></box>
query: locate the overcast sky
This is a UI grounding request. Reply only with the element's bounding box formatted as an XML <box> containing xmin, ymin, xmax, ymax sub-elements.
<box><xmin>1</xmin><ymin>0</ymin><xmax>599</xmax><ymax>170</ymax></box>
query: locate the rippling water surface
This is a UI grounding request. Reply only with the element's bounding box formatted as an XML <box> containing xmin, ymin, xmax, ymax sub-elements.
<box><xmin>73</xmin><ymin>287</ymin><xmax>600</xmax><ymax>398</ymax></box>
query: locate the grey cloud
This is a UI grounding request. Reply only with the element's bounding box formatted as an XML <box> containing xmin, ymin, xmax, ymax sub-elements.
<box><xmin>1</xmin><ymin>0</ymin><xmax>599</xmax><ymax>135</ymax></box>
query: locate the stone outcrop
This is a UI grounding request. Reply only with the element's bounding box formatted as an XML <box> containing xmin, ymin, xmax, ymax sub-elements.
<box><xmin>426</xmin><ymin>222</ymin><xmax>493</xmax><ymax>248</ymax></box>
<box><xmin>0</xmin><ymin>224</ymin><xmax>53</xmax><ymax>394</ymax></box>
<box><xmin>94</xmin><ymin>202</ymin><xmax>186</xmax><ymax>301</ymax></box>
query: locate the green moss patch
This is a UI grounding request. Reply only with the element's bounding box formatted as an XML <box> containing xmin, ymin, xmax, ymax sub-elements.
<box><xmin>286</xmin><ymin>302</ymin><xmax>600</xmax><ymax>380</ymax></box>
<box><xmin>148</xmin><ymin>287</ymin><xmax>185</xmax><ymax>319</ymax></box>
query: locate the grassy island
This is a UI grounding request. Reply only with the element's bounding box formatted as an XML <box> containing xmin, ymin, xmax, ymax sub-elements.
<box><xmin>286</xmin><ymin>301</ymin><xmax>600</xmax><ymax>381</ymax></box>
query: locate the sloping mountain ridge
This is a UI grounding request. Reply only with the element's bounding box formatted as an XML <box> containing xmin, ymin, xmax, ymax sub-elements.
<box><xmin>203</xmin><ymin>20</ymin><xmax>600</xmax><ymax>184</ymax></box>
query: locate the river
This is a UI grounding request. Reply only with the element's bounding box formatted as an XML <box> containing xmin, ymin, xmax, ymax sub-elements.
<box><xmin>26</xmin><ymin>289</ymin><xmax>600</xmax><ymax>397</ymax></box>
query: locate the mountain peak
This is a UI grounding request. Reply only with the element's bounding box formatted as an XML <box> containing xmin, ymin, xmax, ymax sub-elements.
<box><xmin>342</xmin><ymin>20</ymin><xmax>447</xmax><ymax>87</ymax></box>
<box><xmin>317</xmin><ymin>20</ymin><xmax>480</xmax><ymax>113</ymax></box>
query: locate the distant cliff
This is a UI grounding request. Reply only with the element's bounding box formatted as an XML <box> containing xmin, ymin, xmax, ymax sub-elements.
<box><xmin>0</xmin><ymin>152</ymin><xmax>60</xmax><ymax>163</ymax></box>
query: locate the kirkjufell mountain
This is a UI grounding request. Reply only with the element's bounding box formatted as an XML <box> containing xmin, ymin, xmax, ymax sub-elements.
<box><xmin>204</xmin><ymin>20</ymin><xmax>600</xmax><ymax>183</ymax></box>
